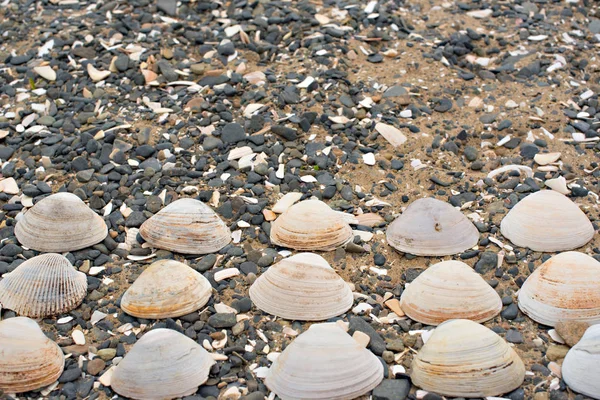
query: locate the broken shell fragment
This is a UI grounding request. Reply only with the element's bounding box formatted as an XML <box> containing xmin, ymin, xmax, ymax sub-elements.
<box><xmin>121</xmin><ymin>260</ymin><xmax>212</xmax><ymax>319</ymax></box>
<box><xmin>400</xmin><ymin>260</ymin><xmax>502</xmax><ymax>325</ymax></box>
<box><xmin>139</xmin><ymin>198</ymin><xmax>231</xmax><ymax>254</ymax></box>
<box><xmin>500</xmin><ymin>190</ymin><xmax>594</xmax><ymax>252</ymax></box>
<box><xmin>249</xmin><ymin>253</ymin><xmax>353</xmax><ymax>321</ymax></box>
<box><xmin>386</xmin><ymin>197</ymin><xmax>479</xmax><ymax>256</ymax></box>
<box><xmin>518</xmin><ymin>251</ymin><xmax>600</xmax><ymax>327</ymax></box>
<box><xmin>265</xmin><ymin>323</ymin><xmax>383</xmax><ymax>400</ymax></box>
<box><xmin>15</xmin><ymin>192</ymin><xmax>108</xmax><ymax>252</ymax></box>
<box><xmin>270</xmin><ymin>199</ymin><xmax>353</xmax><ymax>251</ymax></box>
<box><xmin>0</xmin><ymin>253</ymin><xmax>87</xmax><ymax>318</ymax></box>
<box><xmin>111</xmin><ymin>329</ymin><xmax>215</xmax><ymax>400</ymax></box>
<box><xmin>0</xmin><ymin>317</ymin><xmax>64</xmax><ymax>393</ymax></box>
<box><xmin>562</xmin><ymin>324</ymin><xmax>600</xmax><ymax>399</ymax></box>
<box><xmin>411</xmin><ymin>319</ymin><xmax>525</xmax><ymax>398</ymax></box>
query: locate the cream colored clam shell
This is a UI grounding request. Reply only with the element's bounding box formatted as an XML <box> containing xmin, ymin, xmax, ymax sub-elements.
<box><xmin>15</xmin><ymin>192</ymin><xmax>108</xmax><ymax>252</ymax></box>
<box><xmin>386</xmin><ymin>197</ymin><xmax>479</xmax><ymax>256</ymax></box>
<box><xmin>500</xmin><ymin>190</ymin><xmax>594</xmax><ymax>252</ymax></box>
<box><xmin>139</xmin><ymin>198</ymin><xmax>231</xmax><ymax>254</ymax></box>
<box><xmin>270</xmin><ymin>199</ymin><xmax>353</xmax><ymax>251</ymax></box>
<box><xmin>265</xmin><ymin>323</ymin><xmax>383</xmax><ymax>400</ymax></box>
<box><xmin>0</xmin><ymin>253</ymin><xmax>87</xmax><ymax>318</ymax></box>
<box><xmin>400</xmin><ymin>260</ymin><xmax>501</xmax><ymax>325</ymax></box>
<box><xmin>0</xmin><ymin>317</ymin><xmax>64</xmax><ymax>393</ymax></box>
<box><xmin>249</xmin><ymin>253</ymin><xmax>353</xmax><ymax>321</ymax></box>
<box><xmin>518</xmin><ymin>251</ymin><xmax>600</xmax><ymax>327</ymax></box>
<box><xmin>562</xmin><ymin>324</ymin><xmax>600</xmax><ymax>399</ymax></box>
<box><xmin>411</xmin><ymin>319</ymin><xmax>525</xmax><ymax>398</ymax></box>
<box><xmin>111</xmin><ymin>328</ymin><xmax>215</xmax><ymax>400</ymax></box>
<box><xmin>121</xmin><ymin>260</ymin><xmax>212</xmax><ymax>319</ymax></box>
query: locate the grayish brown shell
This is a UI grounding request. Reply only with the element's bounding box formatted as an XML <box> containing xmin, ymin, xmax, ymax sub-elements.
<box><xmin>265</xmin><ymin>323</ymin><xmax>383</xmax><ymax>400</ymax></box>
<box><xmin>411</xmin><ymin>319</ymin><xmax>525</xmax><ymax>398</ymax></box>
<box><xmin>386</xmin><ymin>198</ymin><xmax>479</xmax><ymax>256</ymax></box>
<box><xmin>121</xmin><ymin>260</ymin><xmax>212</xmax><ymax>319</ymax></box>
<box><xmin>0</xmin><ymin>317</ymin><xmax>64</xmax><ymax>393</ymax></box>
<box><xmin>562</xmin><ymin>324</ymin><xmax>600</xmax><ymax>399</ymax></box>
<box><xmin>14</xmin><ymin>192</ymin><xmax>108</xmax><ymax>252</ymax></box>
<box><xmin>270</xmin><ymin>200</ymin><xmax>353</xmax><ymax>251</ymax></box>
<box><xmin>0</xmin><ymin>253</ymin><xmax>87</xmax><ymax>318</ymax></box>
<box><xmin>249</xmin><ymin>253</ymin><xmax>353</xmax><ymax>321</ymax></box>
<box><xmin>139</xmin><ymin>198</ymin><xmax>231</xmax><ymax>254</ymax></box>
<box><xmin>500</xmin><ymin>190</ymin><xmax>594</xmax><ymax>252</ymax></box>
<box><xmin>111</xmin><ymin>328</ymin><xmax>215</xmax><ymax>400</ymax></box>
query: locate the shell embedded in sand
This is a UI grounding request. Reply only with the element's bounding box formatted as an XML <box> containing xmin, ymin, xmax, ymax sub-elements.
<box><xmin>249</xmin><ymin>253</ymin><xmax>353</xmax><ymax>321</ymax></box>
<box><xmin>0</xmin><ymin>253</ymin><xmax>87</xmax><ymax>318</ymax></box>
<box><xmin>517</xmin><ymin>251</ymin><xmax>600</xmax><ymax>327</ymax></box>
<box><xmin>400</xmin><ymin>260</ymin><xmax>502</xmax><ymax>325</ymax></box>
<box><xmin>139</xmin><ymin>198</ymin><xmax>231</xmax><ymax>254</ymax></box>
<box><xmin>121</xmin><ymin>259</ymin><xmax>212</xmax><ymax>319</ymax></box>
<box><xmin>562</xmin><ymin>324</ymin><xmax>600</xmax><ymax>399</ymax></box>
<box><xmin>265</xmin><ymin>323</ymin><xmax>383</xmax><ymax>400</ymax></box>
<box><xmin>0</xmin><ymin>317</ymin><xmax>64</xmax><ymax>393</ymax></box>
<box><xmin>14</xmin><ymin>192</ymin><xmax>108</xmax><ymax>252</ymax></box>
<box><xmin>386</xmin><ymin>197</ymin><xmax>479</xmax><ymax>256</ymax></box>
<box><xmin>111</xmin><ymin>328</ymin><xmax>215</xmax><ymax>400</ymax></box>
<box><xmin>269</xmin><ymin>199</ymin><xmax>353</xmax><ymax>251</ymax></box>
<box><xmin>500</xmin><ymin>190</ymin><xmax>594</xmax><ymax>252</ymax></box>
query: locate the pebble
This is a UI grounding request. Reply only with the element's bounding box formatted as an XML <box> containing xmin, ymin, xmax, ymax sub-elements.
<box><xmin>372</xmin><ymin>379</ymin><xmax>410</xmax><ymax>400</ymax></box>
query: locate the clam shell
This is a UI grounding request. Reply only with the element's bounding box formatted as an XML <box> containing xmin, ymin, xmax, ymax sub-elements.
<box><xmin>517</xmin><ymin>251</ymin><xmax>600</xmax><ymax>326</ymax></box>
<box><xmin>270</xmin><ymin>200</ymin><xmax>353</xmax><ymax>251</ymax></box>
<box><xmin>562</xmin><ymin>324</ymin><xmax>600</xmax><ymax>399</ymax></box>
<box><xmin>121</xmin><ymin>260</ymin><xmax>212</xmax><ymax>319</ymax></box>
<box><xmin>386</xmin><ymin>198</ymin><xmax>479</xmax><ymax>256</ymax></box>
<box><xmin>400</xmin><ymin>260</ymin><xmax>502</xmax><ymax>325</ymax></box>
<box><xmin>411</xmin><ymin>319</ymin><xmax>525</xmax><ymax>398</ymax></box>
<box><xmin>0</xmin><ymin>317</ymin><xmax>64</xmax><ymax>393</ymax></box>
<box><xmin>249</xmin><ymin>253</ymin><xmax>353</xmax><ymax>321</ymax></box>
<box><xmin>500</xmin><ymin>190</ymin><xmax>594</xmax><ymax>252</ymax></box>
<box><xmin>265</xmin><ymin>323</ymin><xmax>383</xmax><ymax>400</ymax></box>
<box><xmin>0</xmin><ymin>253</ymin><xmax>87</xmax><ymax>318</ymax></box>
<box><xmin>111</xmin><ymin>328</ymin><xmax>215</xmax><ymax>400</ymax></box>
<box><xmin>139</xmin><ymin>198</ymin><xmax>231</xmax><ymax>254</ymax></box>
<box><xmin>14</xmin><ymin>192</ymin><xmax>108</xmax><ymax>252</ymax></box>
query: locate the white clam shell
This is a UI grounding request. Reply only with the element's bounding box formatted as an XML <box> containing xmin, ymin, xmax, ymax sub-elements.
<box><xmin>0</xmin><ymin>253</ymin><xmax>87</xmax><ymax>318</ymax></box>
<box><xmin>121</xmin><ymin>260</ymin><xmax>212</xmax><ymax>319</ymax></box>
<box><xmin>15</xmin><ymin>192</ymin><xmax>108</xmax><ymax>252</ymax></box>
<box><xmin>0</xmin><ymin>317</ymin><xmax>64</xmax><ymax>393</ymax></box>
<box><xmin>411</xmin><ymin>319</ymin><xmax>525</xmax><ymax>398</ymax></box>
<box><xmin>518</xmin><ymin>251</ymin><xmax>600</xmax><ymax>326</ymax></box>
<box><xmin>249</xmin><ymin>253</ymin><xmax>353</xmax><ymax>321</ymax></box>
<box><xmin>562</xmin><ymin>324</ymin><xmax>600</xmax><ymax>399</ymax></box>
<box><xmin>139</xmin><ymin>198</ymin><xmax>231</xmax><ymax>254</ymax></box>
<box><xmin>400</xmin><ymin>260</ymin><xmax>502</xmax><ymax>325</ymax></box>
<box><xmin>386</xmin><ymin>198</ymin><xmax>479</xmax><ymax>256</ymax></box>
<box><xmin>265</xmin><ymin>323</ymin><xmax>383</xmax><ymax>400</ymax></box>
<box><xmin>270</xmin><ymin>200</ymin><xmax>353</xmax><ymax>251</ymax></box>
<box><xmin>500</xmin><ymin>190</ymin><xmax>594</xmax><ymax>252</ymax></box>
<box><xmin>111</xmin><ymin>328</ymin><xmax>215</xmax><ymax>400</ymax></box>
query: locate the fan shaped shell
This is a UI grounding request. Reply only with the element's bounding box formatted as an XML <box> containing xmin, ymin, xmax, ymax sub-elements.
<box><xmin>121</xmin><ymin>260</ymin><xmax>212</xmax><ymax>319</ymax></box>
<box><xmin>139</xmin><ymin>198</ymin><xmax>231</xmax><ymax>254</ymax></box>
<box><xmin>249</xmin><ymin>253</ymin><xmax>353</xmax><ymax>321</ymax></box>
<box><xmin>265</xmin><ymin>323</ymin><xmax>383</xmax><ymax>400</ymax></box>
<box><xmin>111</xmin><ymin>328</ymin><xmax>215</xmax><ymax>400</ymax></box>
<box><xmin>411</xmin><ymin>319</ymin><xmax>525</xmax><ymax>398</ymax></box>
<box><xmin>0</xmin><ymin>317</ymin><xmax>64</xmax><ymax>393</ymax></box>
<box><xmin>500</xmin><ymin>190</ymin><xmax>594</xmax><ymax>252</ymax></box>
<box><xmin>270</xmin><ymin>200</ymin><xmax>353</xmax><ymax>251</ymax></box>
<box><xmin>0</xmin><ymin>253</ymin><xmax>87</xmax><ymax>318</ymax></box>
<box><xmin>14</xmin><ymin>192</ymin><xmax>108</xmax><ymax>252</ymax></box>
<box><xmin>517</xmin><ymin>251</ymin><xmax>600</xmax><ymax>327</ymax></box>
<box><xmin>562</xmin><ymin>324</ymin><xmax>600</xmax><ymax>399</ymax></box>
<box><xmin>386</xmin><ymin>198</ymin><xmax>479</xmax><ymax>256</ymax></box>
<box><xmin>400</xmin><ymin>260</ymin><xmax>501</xmax><ymax>325</ymax></box>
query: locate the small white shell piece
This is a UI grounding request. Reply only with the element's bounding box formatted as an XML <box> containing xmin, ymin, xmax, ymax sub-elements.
<box><xmin>562</xmin><ymin>324</ymin><xmax>600</xmax><ymax>399</ymax></box>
